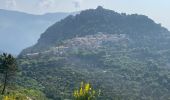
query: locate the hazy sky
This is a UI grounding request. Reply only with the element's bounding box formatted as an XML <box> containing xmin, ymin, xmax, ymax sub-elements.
<box><xmin>0</xmin><ymin>0</ymin><xmax>170</xmax><ymax>30</ymax></box>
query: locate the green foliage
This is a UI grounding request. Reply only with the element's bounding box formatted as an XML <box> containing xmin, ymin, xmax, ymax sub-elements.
<box><xmin>17</xmin><ymin>45</ymin><xmax>170</xmax><ymax>100</ymax></box>
<box><xmin>0</xmin><ymin>85</ymin><xmax>48</xmax><ymax>100</ymax></box>
<box><xmin>73</xmin><ymin>82</ymin><xmax>99</xmax><ymax>100</ymax></box>
<box><xmin>20</xmin><ymin>6</ymin><xmax>169</xmax><ymax>54</ymax></box>
<box><xmin>0</xmin><ymin>53</ymin><xmax>18</xmax><ymax>74</ymax></box>
<box><xmin>0</xmin><ymin>53</ymin><xmax>18</xmax><ymax>94</ymax></box>
<box><xmin>17</xmin><ymin>6</ymin><xmax>170</xmax><ymax>100</ymax></box>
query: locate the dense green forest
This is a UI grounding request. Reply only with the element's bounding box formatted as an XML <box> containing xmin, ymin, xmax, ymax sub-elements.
<box><xmin>1</xmin><ymin>6</ymin><xmax>170</xmax><ymax>100</ymax></box>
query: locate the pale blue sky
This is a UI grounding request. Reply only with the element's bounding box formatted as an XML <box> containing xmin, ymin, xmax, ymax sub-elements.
<box><xmin>0</xmin><ymin>0</ymin><xmax>170</xmax><ymax>30</ymax></box>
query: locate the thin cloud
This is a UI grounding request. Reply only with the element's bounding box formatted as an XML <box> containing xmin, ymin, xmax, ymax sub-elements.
<box><xmin>39</xmin><ymin>0</ymin><xmax>56</xmax><ymax>9</ymax></box>
<box><xmin>5</xmin><ymin>0</ymin><xmax>17</xmax><ymax>9</ymax></box>
<box><xmin>72</xmin><ymin>0</ymin><xmax>83</xmax><ymax>8</ymax></box>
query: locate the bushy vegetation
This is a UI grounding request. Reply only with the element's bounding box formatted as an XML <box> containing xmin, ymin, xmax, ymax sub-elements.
<box><xmin>18</xmin><ymin>42</ymin><xmax>170</xmax><ymax>99</ymax></box>
<box><xmin>0</xmin><ymin>53</ymin><xmax>18</xmax><ymax>95</ymax></box>
<box><xmin>21</xmin><ymin>6</ymin><xmax>169</xmax><ymax>54</ymax></box>
<box><xmin>73</xmin><ymin>82</ymin><xmax>99</xmax><ymax>100</ymax></box>
<box><xmin>10</xmin><ymin>6</ymin><xmax>170</xmax><ymax>100</ymax></box>
<box><xmin>0</xmin><ymin>86</ymin><xmax>48</xmax><ymax>100</ymax></box>
<box><xmin>0</xmin><ymin>53</ymin><xmax>48</xmax><ymax>100</ymax></box>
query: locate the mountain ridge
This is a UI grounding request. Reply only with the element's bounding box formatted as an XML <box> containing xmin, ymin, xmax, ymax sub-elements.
<box><xmin>18</xmin><ymin>7</ymin><xmax>170</xmax><ymax>100</ymax></box>
<box><xmin>20</xmin><ymin>6</ymin><xmax>169</xmax><ymax>55</ymax></box>
<box><xmin>0</xmin><ymin>9</ymin><xmax>72</xmax><ymax>55</ymax></box>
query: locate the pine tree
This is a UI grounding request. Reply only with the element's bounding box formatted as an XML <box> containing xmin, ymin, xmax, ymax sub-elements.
<box><xmin>0</xmin><ymin>53</ymin><xmax>18</xmax><ymax>95</ymax></box>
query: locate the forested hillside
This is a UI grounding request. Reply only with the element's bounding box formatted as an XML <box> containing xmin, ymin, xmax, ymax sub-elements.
<box><xmin>17</xmin><ymin>6</ymin><xmax>170</xmax><ymax>100</ymax></box>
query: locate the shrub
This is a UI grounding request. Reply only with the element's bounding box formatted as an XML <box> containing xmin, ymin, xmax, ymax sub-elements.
<box><xmin>73</xmin><ymin>82</ymin><xmax>99</xmax><ymax>100</ymax></box>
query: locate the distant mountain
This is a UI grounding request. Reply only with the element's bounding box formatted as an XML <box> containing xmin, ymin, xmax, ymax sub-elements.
<box><xmin>21</xmin><ymin>6</ymin><xmax>169</xmax><ymax>54</ymax></box>
<box><xmin>0</xmin><ymin>9</ymin><xmax>71</xmax><ymax>55</ymax></box>
<box><xmin>19</xmin><ymin>6</ymin><xmax>170</xmax><ymax>100</ymax></box>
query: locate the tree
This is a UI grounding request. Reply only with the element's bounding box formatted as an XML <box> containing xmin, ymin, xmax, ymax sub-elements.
<box><xmin>0</xmin><ymin>53</ymin><xmax>18</xmax><ymax>95</ymax></box>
